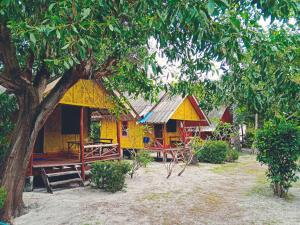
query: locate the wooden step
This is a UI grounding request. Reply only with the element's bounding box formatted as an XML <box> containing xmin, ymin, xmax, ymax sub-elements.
<box><xmin>50</xmin><ymin>178</ymin><xmax>83</xmax><ymax>187</ymax></box>
<box><xmin>47</xmin><ymin>171</ymin><xmax>80</xmax><ymax>177</ymax></box>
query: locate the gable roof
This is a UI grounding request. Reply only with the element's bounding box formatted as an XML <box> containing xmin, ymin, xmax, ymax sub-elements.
<box><xmin>124</xmin><ymin>92</ymin><xmax>210</xmax><ymax>125</ymax></box>
<box><xmin>144</xmin><ymin>94</ymin><xmax>184</xmax><ymax>123</ymax></box>
<box><xmin>45</xmin><ymin>78</ymin><xmax>138</xmax><ymax>119</ymax></box>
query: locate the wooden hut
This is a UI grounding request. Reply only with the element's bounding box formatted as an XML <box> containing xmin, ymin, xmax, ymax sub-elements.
<box><xmin>27</xmin><ymin>79</ymin><xmax>131</xmax><ymax>192</ymax></box>
<box><xmin>200</xmin><ymin>106</ymin><xmax>233</xmax><ymax>139</ymax></box>
<box><xmin>100</xmin><ymin>92</ymin><xmax>210</xmax><ymax>157</ymax></box>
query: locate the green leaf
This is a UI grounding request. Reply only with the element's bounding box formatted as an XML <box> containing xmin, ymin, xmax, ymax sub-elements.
<box><xmin>64</xmin><ymin>61</ymin><xmax>69</xmax><ymax>69</ymax></box>
<box><xmin>230</xmin><ymin>17</ymin><xmax>241</xmax><ymax>30</ymax></box>
<box><xmin>81</xmin><ymin>8</ymin><xmax>91</xmax><ymax>20</ymax></box>
<box><xmin>108</xmin><ymin>24</ymin><xmax>114</xmax><ymax>31</ymax></box>
<box><xmin>207</xmin><ymin>0</ymin><xmax>215</xmax><ymax>15</ymax></box>
<box><xmin>56</xmin><ymin>30</ymin><xmax>61</xmax><ymax>39</ymax></box>
<box><xmin>72</xmin><ymin>25</ymin><xmax>79</xmax><ymax>34</ymax></box>
<box><xmin>29</xmin><ymin>33</ymin><xmax>36</xmax><ymax>46</ymax></box>
<box><xmin>61</xmin><ymin>43</ymin><xmax>70</xmax><ymax>50</ymax></box>
<box><xmin>48</xmin><ymin>3</ymin><xmax>56</xmax><ymax>11</ymax></box>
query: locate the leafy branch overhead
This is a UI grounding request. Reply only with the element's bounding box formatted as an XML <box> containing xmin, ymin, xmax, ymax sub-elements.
<box><xmin>1</xmin><ymin>0</ymin><xmax>298</xmax><ymax>97</ymax></box>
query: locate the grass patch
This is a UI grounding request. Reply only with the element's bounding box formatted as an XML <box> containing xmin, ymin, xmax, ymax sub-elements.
<box><xmin>190</xmin><ymin>192</ymin><xmax>223</xmax><ymax>214</ymax></box>
<box><xmin>141</xmin><ymin>191</ymin><xmax>173</xmax><ymax>201</ymax></box>
<box><xmin>210</xmin><ymin>162</ymin><xmax>239</xmax><ymax>174</ymax></box>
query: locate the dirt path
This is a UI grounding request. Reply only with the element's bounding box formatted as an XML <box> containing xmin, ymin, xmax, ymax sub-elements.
<box><xmin>15</xmin><ymin>154</ymin><xmax>300</xmax><ymax>225</ymax></box>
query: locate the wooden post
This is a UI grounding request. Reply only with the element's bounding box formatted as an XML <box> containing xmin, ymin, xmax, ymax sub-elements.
<box><xmin>116</xmin><ymin>120</ymin><xmax>122</xmax><ymax>160</ymax></box>
<box><xmin>162</xmin><ymin>123</ymin><xmax>167</xmax><ymax>148</ymax></box>
<box><xmin>182</xmin><ymin>121</ymin><xmax>186</xmax><ymax>146</ymax></box>
<box><xmin>80</xmin><ymin>107</ymin><xmax>85</xmax><ymax>181</ymax></box>
<box><xmin>162</xmin><ymin>123</ymin><xmax>167</xmax><ymax>160</ymax></box>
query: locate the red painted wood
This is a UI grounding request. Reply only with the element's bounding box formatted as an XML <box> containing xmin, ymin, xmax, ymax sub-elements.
<box><xmin>28</xmin><ymin>153</ymin><xmax>33</xmax><ymax>176</ymax></box>
<box><xmin>80</xmin><ymin>107</ymin><xmax>85</xmax><ymax>181</ymax></box>
<box><xmin>221</xmin><ymin>107</ymin><xmax>233</xmax><ymax>124</ymax></box>
<box><xmin>116</xmin><ymin>120</ymin><xmax>121</xmax><ymax>159</ymax></box>
<box><xmin>187</xmin><ymin>96</ymin><xmax>209</xmax><ymax>126</ymax></box>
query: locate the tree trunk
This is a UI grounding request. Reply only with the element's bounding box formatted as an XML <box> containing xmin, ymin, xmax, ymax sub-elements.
<box><xmin>0</xmin><ymin>90</ymin><xmax>40</xmax><ymax>221</ymax></box>
<box><xmin>0</xmin><ymin>71</ymin><xmax>80</xmax><ymax>221</ymax></box>
<box><xmin>255</xmin><ymin>113</ymin><xmax>259</xmax><ymax>130</ymax></box>
<box><xmin>231</xmin><ymin>105</ymin><xmax>241</xmax><ymax>151</ymax></box>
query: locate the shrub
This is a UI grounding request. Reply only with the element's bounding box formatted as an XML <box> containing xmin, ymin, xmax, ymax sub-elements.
<box><xmin>243</xmin><ymin>128</ymin><xmax>255</xmax><ymax>148</ymax></box>
<box><xmin>90</xmin><ymin>161</ymin><xmax>131</xmax><ymax>193</ymax></box>
<box><xmin>255</xmin><ymin>119</ymin><xmax>300</xmax><ymax>198</ymax></box>
<box><xmin>226</xmin><ymin>148</ymin><xmax>239</xmax><ymax>162</ymax></box>
<box><xmin>0</xmin><ymin>186</ymin><xmax>7</xmax><ymax>209</ymax></box>
<box><xmin>129</xmin><ymin>150</ymin><xmax>153</xmax><ymax>178</ymax></box>
<box><xmin>212</xmin><ymin>122</ymin><xmax>236</xmax><ymax>141</ymax></box>
<box><xmin>197</xmin><ymin>140</ymin><xmax>229</xmax><ymax>164</ymax></box>
<box><xmin>0</xmin><ymin>93</ymin><xmax>17</xmax><ymax>163</ymax></box>
<box><xmin>90</xmin><ymin>122</ymin><xmax>100</xmax><ymax>142</ymax></box>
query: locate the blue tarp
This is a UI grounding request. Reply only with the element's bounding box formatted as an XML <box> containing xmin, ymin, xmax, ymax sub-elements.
<box><xmin>0</xmin><ymin>221</ymin><xmax>9</xmax><ymax>225</ymax></box>
<box><xmin>138</xmin><ymin>112</ymin><xmax>153</xmax><ymax>123</ymax></box>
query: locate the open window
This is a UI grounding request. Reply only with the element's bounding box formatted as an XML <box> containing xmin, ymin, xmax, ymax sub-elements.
<box><xmin>61</xmin><ymin>105</ymin><xmax>80</xmax><ymax>134</ymax></box>
<box><xmin>166</xmin><ymin>119</ymin><xmax>177</xmax><ymax>132</ymax></box>
<box><xmin>121</xmin><ymin>121</ymin><xmax>128</xmax><ymax>136</ymax></box>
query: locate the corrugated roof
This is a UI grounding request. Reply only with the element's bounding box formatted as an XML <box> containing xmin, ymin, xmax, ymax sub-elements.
<box><xmin>144</xmin><ymin>94</ymin><xmax>185</xmax><ymax>124</ymax></box>
<box><xmin>123</xmin><ymin>92</ymin><xmax>165</xmax><ymax>117</ymax></box>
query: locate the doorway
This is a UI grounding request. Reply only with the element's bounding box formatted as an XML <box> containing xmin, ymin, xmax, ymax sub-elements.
<box><xmin>34</xmin><ymin>127</ymin><xmax>44</xmax><ymax>154</ymax></box>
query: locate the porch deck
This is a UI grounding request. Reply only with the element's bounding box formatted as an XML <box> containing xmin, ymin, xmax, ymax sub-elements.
<box><xmin>32</xmin><ymin>158</ymin><xmax>82</xmax><ymax>168</ymax></box>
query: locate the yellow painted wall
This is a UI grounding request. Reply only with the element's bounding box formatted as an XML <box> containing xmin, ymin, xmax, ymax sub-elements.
<box><xmin>100</xmin><ymin>119</ymin><xmax>145</xmax><ymax>149</ymax></box>
<box><xmin>171</xmin><ymin>98</ymin><xmax>200</xmax><ymax>121</ymax></box>
<box><xmin>120</xmin><ymin>120</ymin><xmax>144</xmax><ymax>149</ymax></box>
<box><xmin>60</xmin><ymin>79</ymin><xmax>114</xmax><ymax>109</ymax></box>
<box><xmin>100</xmin><ymin>119</ymin><xmax>118</xmax><ymax>144</ymax></box>
<box><xmin>165</xmin><ymin>122</ymin><xmax>181</xmax><ymax>146</ymax></box>
<box><xmin>43</xmin><ymin>105</ymin><xmax>89</xmax><ymax>155</ymax></box>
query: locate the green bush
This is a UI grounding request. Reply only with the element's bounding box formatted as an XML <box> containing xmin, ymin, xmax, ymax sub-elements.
<box><xmin>256</xmin><ymin>119</ymin><xmax>300</xmax><ymax>198</ymax></box>
<box><xmin>226</xmin><ymin>148</ymin><xmax>239</xmax><ymax>162</ymax></box>
<box><xmin>0</xmin><ymin>186</ymin><xmax>7</xmax><ymax>209</ymax></box>
<box><xmin>90</xmin><ymin>161</ymin><xmax>131</xmax><ymax>193</ymax></box>
<box><xmin>129</xmin><ymin>150</ymin><xmax>153</xmax><ymax>178</ymax></box>
<box><xmin>90</xmin><ymin>122</ymin><xmax>100</xmax><ymax>142</ymax></box>
<box><xmin>0</xmin><ymin>93</ymin><xmax>17</xmax><ymax>163</ymax></box>
<box><xmin>243</xmin><ymin>128</ymin><xmax>255</xmax><ymax>148</ymax></box>
<box><xmin>197</xmin><ymin>140</ymin><xmax>229</xmax><ymax>164</ymax></box>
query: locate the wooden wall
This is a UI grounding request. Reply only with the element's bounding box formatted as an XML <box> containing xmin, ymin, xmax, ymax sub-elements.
<box><xmin>60</xmin><ymin>79</ymin><xmax>114</xmax><ymax>109</ymax></box>
<box><xmin>42</xmin><ymin>105</ymin><xmax>89</xmax><ymax>155</ymax></box>
<box><xmin>171</xmin><ymin>98</ymin><xmax>201</xmax><ymax>121</ymax></box>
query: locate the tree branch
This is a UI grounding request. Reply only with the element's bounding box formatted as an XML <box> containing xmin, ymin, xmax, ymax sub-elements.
<box><xmin>0</xmin><ymin>71</ymin><xmax>20</xmax><ymax>91</ymax></box>
<box><xmin>0</xmin><ymin>22</ymin><xmax>21</xmax><ymax>79</ymax></box>
<box><xmin>33</xmin><ymin>58</ymin><xmax>94</xmax><ymax>133</ymax></box>
<box><xmin>0</xmin><ymin>22</ymin><xmax>22</xmax><ymax>92</ymax></box>
<box><xmin>94</xmin><ymin>56</ymin><xmax>117</xmax><ymax>78</ymax></box>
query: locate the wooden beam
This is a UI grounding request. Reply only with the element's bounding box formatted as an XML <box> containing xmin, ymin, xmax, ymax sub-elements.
<box><xmin>80</xmin><ymin>107</ymin><xmax>85</xmax><ymax>181</ymax></box>
<box><xmin>162</xmin><ymin>124</ymin><xmax>166</xmax><ymax>148</ymax></box>
<box><xmin>116</xmin><ymin>120</ymin><xmax>121</xmax><ymax>160</ymax></box>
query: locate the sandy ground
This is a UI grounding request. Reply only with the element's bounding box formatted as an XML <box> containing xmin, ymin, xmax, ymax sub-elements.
<box><xmin>14</xmin><ymin>154</ymin><xmax>300</xmax><ymax>225</ymax></box>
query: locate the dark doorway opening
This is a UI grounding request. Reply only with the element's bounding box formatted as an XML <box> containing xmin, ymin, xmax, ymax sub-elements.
<box><xmin>34</xmin><ymin>127</ymin><xmax>44</xmax><ymax>153</ymax></box>
<box><xmin>154</xmin><ymin>124</ymin><xmax>163</xmax><ymax>138</ymax></box>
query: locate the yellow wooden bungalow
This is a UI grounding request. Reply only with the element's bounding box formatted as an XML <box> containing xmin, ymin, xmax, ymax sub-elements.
<box><xmin>100</xmin><ymin>92</ymin><xmax>210</xmax><ymax>155</ymax></box>
<box><xmin>28</xmin><ymin>79</ymin><xmax>136</xmax><ymax>192</ymax></box>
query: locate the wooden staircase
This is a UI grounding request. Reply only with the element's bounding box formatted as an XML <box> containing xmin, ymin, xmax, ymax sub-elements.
<box><xmin>41</xmin><ymin>164</ymin><xmax>84</xmax><ymax>193</ymax></box>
